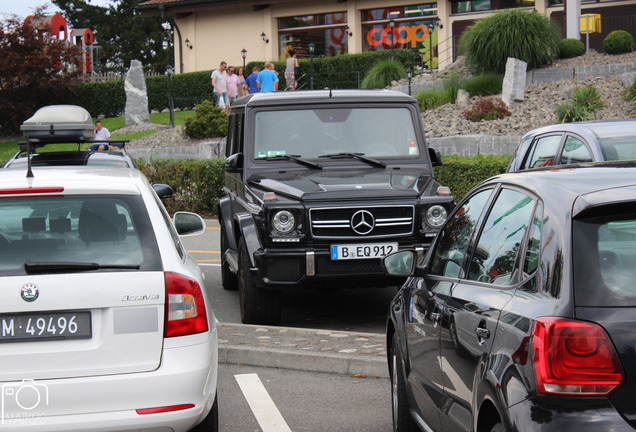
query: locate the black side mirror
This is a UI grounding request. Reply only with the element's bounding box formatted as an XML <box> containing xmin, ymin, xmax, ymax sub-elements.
<box><xmin>226</xmin><ymin>153</ymin><xmax>243</xmax><ymax>171</ymax></box>
<box><xmin>173</xmin><ymin>212</ymin><xmax>206</xmax><ymax>236</ymax></box>
<box><xmin>429</xmin><ymin>148</ymin><xmax>443</xmax><ymax>167</ymax></box>
<box><xmin>153</xmin><ymin>184</ymin><xmax>174</xmax><ymax>199</ymax></box>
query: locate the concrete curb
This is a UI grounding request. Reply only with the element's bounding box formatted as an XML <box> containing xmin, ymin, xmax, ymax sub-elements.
<box><xmin>217</xmin><ymin>323</ymin><xmax>389</xmax><ymax>378</ymax></box>
<box><xmin>218</xmin><ymin>345</ymin><xmax>388</xmax><ymax>378</ymax></box>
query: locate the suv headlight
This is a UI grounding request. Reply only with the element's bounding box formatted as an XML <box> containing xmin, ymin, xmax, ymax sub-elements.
<box><xmin>425</xmin><ymin>205</ymin><xmax>447</xmax><ymax>228</ymax></box>
<box><xmin>272</xmin><ymin>210</ymin><xmax>296</xmax><ymax>233</ymax></box>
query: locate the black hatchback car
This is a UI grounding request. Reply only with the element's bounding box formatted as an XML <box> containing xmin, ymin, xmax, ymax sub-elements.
<box><xmin>507</xmin><ymin>119</ymin><xmax>636</xmax><ymax>172</ymax></box>
<box><xmin>385</xmin><ymin>163</ymin><xmax>636</xmax><ymax>432</ymax></box>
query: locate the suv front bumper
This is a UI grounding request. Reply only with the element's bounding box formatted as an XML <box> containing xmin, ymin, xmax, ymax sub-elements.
<box><xmin>253</xmin><ymin>244</ymin><xmax>427</xmax><ymax>288</ymax></box>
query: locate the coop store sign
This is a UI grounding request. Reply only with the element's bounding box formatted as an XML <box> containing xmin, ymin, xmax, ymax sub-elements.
<box><xmin>367</xmin><ymin>24</ymin><xmax>430</xmax><ymax>48</ymax></box>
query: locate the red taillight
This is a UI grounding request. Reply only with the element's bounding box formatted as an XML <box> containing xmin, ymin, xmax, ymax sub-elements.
<box><xmin>136</xmin><ymin>404</ymin><xmax>195</xmax><ymax>415</ymax></box>
<box><xmin>164</xmin><ymin>272</ymin><xmax>208</xmax><ymax>338</ymax></box>
<box><xmin>532</xmin><ymin>318</ymin><xmax>624</xmax><ymax>396</ymax></box>
<box><xmin>0</xmin><ymin>187</ymin><xmax>64</xmax><ymax>196</ymax></box>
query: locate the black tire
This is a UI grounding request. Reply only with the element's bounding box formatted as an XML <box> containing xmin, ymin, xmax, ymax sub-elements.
<box><xmin>190</xmin><ymin>392</ymin><xmax>218</xmax><ymax>432</ymax></box>
<box><xmin>238</xmin><ymin>238</ymin><xmax>281</xmax><ymax>325</ymax></box>
<box><xmin>490</xmin><ymin>422</ymin><xmax>505</xmax><ymax>432</ymax></box>
<box><xmin>391</xmin><ymin>333</ymin><xmax>417</xmax><ymax>432</ymax></box>
<box><xmin>220</xmin><ymin>226</ymin><xmax>238</xmax><ymax>291</ymax></box>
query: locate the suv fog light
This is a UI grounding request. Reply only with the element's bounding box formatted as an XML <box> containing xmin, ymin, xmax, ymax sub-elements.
<box><xmin>425</xmin><ymin>205</ymin><xmax>447</xmax><ymax>228</ymax></box>
<box><xmin>273</xmin><ymin>210</ymin><xmax>295</xmax><ymax>233</ymax></box>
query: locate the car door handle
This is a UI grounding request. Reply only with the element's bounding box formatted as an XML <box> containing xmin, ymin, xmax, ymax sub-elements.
<box><xmin>475</xmin><ymin>327</ymin><xmax>490</xmax><ymax>341</ymax></box>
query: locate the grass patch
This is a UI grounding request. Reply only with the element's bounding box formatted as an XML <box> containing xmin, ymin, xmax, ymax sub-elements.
<box><xmin>112</xmin><ymin>129</ymin><xmax>157</xmax><ymax>141</ymax></box>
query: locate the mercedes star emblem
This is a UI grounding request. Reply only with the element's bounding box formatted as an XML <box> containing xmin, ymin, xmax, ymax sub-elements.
<box><xmin>351</xmin><ymin>210</ymin><xmax>375</xmax><ymax>235</ymax></box>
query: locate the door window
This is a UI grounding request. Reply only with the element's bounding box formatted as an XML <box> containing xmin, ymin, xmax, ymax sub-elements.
<box><xmin>468</xmin><ymin>189</ymin><xmax>536</xmax><ymax>285</ymax></box>
<box><xmin>523</xmin><ymin>134</ymin><xmax>562</xmax><ymax>169</ymax></box>
<box><xmin>430</xmin><ymin>189</ymin><xmax>492</xmax><ymax>278</ymax></box>
<box><xmin>560</xmin><ymin>136</ymin><xmax>592</xmax><ymax>164</ymax></box>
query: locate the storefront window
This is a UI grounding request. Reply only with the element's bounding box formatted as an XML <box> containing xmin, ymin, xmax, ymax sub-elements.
<box><xmin>361</xmin><ymin>4</ymin><xmax>438</xmax><ymax>66</ymax></box>
<box><xmin>278</xmin><ymin>12</ymin><xmax>348</xmax><ymax>59</ymax></box>
<box><xmin>452</xmin><ymin>0</ymin><xmax>534</xmax><ymax>13</ymax></box>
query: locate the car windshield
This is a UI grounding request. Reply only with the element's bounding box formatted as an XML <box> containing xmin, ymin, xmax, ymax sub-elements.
<box><xmin>0</xmin><ymin>195</ymin><xmax>161</xmax><ymax>275</ymax></box>
<box><xmin>573</xmin><ymin>210</ymin><xmax>636</xmax><ymax>306</ymax></box>
<box><xmin>599</xmin><ymin>137</ymin><xmax>636</xmax><ymax>161</ymax></box>
<box><xmin>253</xmin><ymin>107</ymin><xmax>420</xmax><ymax>159</ymax></box>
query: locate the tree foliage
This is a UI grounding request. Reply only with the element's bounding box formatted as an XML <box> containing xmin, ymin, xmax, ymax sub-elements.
<box><xmin>0</xmin><ymin>10</ymin><xmax>82</xmax><ymax>132</ymax></box>
<box><xmin>52</xmin><ymin>0</ymin><xmax>173</xmax><ymax>73</ymax></box>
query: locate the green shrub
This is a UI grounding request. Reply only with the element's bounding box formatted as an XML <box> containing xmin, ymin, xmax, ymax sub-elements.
<box><xmin>361</xmin><ymin>60</ymin><xmax>406</xmax><ymax>89</ymax></box>
<box><xmin>462</xmin><ymin>73</ymin><xmax>503</xmax><ymax>97</ymax></box>
<box><xmin>434</xmin><ymin>154</ymin><xmax>511</xmax><ymax>201</ymax></box>
<box><xmin>463</xmin><ymin>97</ymin><xmax>511</xmax><ymax>122</ymax></box>
<box><xmin>623</xmin><ymin>76</ymin><xmax>636</xmax><ymax>102</ymax></box>
<box><xmin>603</xmin><ymin>30</ymin><xmax>635</xmax><ymax>55</ymax></box>
<box><xmin>459</xmin><ymin>9</ymin><xmax>561</xmax><ymax>73</ymax></box>
<box><xmin>573</xmin><ymin>86</ymin><xmax>604</xmax><ymax>112</ymax></box>
<box><xmin>137</xmin><ymin>158</ymin><xmax>226</xmax><ymax>216</ymax></box>
<box><xmin>184</xmin><ymin>100</ymin><xmax>228</xmax><ymax>139</ymax></box>
<box><xmin>556</xmin><ymin>86</ymin><xmax>604</xmax><ymax>122</ymax></box>
<box><xmin>559</xmin><ymin>38</ymin><xmax>586</xmax><ymax>58</ymax></box>
<box><xmin>417</xmin><ymin>88</ymin><xmax>453</xmax><ymax>111</ymax></box>
<box><xmin>556</xmin><ymin>100</ymin><xmax>590</xmax><ymax>123</ymax></box>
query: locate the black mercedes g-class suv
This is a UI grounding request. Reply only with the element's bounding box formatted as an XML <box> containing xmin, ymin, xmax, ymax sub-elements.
<box><xmin>218</xmin><ymin>89</ymin><xmax>454</xmax><ymax>324</ymax></box>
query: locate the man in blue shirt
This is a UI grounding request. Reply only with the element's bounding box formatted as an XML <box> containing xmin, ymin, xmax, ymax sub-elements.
<box><xmin>257</xmin><ymin>62</ymin><xmax>279</xmax><ymax>92</ymax></box>
<box><xmin>245</xmin><ymin>66</ymin><xmax>260</xmax><ymax>94</ymax></box>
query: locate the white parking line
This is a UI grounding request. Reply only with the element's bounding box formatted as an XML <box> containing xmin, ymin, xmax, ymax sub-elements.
<box><xmin>198</xmin><ymin>263</ymin><xmax>221</xmax><ymax>267</ymax></box>
<box><xmin>235</xmin><ymin>373</ymin><xmax>292</xmax><ymax>432</ymax></box>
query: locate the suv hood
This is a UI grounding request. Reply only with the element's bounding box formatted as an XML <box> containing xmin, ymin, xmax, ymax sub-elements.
<box><xmin>248</xmin><ymin>168</ymin><xmax>435</xmax><ymax>201</ymax></box>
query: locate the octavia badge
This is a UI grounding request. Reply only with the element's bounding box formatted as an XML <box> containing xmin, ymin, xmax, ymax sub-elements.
<box><xmin>21</xmin><ymin>284</ymin><xmax>39</xmax><ymax>302</ymax></box>
<box><xmin>351</xmin><ymin>210</ymin><xmax>375</xmax><ymax>235</ymax></box>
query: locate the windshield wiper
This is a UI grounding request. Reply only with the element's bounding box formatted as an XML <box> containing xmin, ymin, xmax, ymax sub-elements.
<box><xmin>255</xmin><ymin>154</ymin><xmax>322</xmax><ymax>170</ymax></box>
<box><xmin>318</xmin><ymin>152</ymin><xmax>386</xmax><ymax>168</ymax></box>
<box><xmin>24</xmin><ymin>261</ymin><xmax>140</xmax><ymax>274</ymax></box>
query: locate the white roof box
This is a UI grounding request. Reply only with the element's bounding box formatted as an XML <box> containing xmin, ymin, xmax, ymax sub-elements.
<box><xmin>21</xmin><ymin>105</ymin><xmax>94</xmax><ymax>143</ymax></box>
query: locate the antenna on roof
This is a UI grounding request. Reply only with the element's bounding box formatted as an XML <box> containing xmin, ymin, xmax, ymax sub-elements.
<box><xmin>26</xmin><ymin>139</ymin><xmax>35</xmax><ymax>178</ymax></box>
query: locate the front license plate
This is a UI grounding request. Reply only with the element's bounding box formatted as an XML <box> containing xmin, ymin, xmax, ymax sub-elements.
<box><xmin>0</xmin><ymin>311</ymin><xmax>92</xmax><ymax>343</ymax></box>
<box><xmin>331</xmin><ymin>242</ymin><xmax>398</xmax><ymax>260</ymax></box>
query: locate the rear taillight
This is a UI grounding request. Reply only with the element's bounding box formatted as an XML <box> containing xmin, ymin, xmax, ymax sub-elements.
<box><xmin>532</xmin><ymin>318</ymin><xmax>624</xmax><ymax>396</ymax></box>
<box><xmin>164</xmin><ymin>272</ymin><xmax>208</xmax><ymax>338</ymax></box>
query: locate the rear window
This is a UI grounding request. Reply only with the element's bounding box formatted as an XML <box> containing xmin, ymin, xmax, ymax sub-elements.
<box><xmin>0</xmin><ymin>196</ymin><xmax>162</xmax><ymax>275</ymax></box>
<box><xmin>599</xmin><ymin>137</ymin><xmax>636</xmax><ymax>161</ymax></box>
<box><xmin>573</xmin><ymin>210</ymin><xmax>636</xmax><ymax>306</ymax></box>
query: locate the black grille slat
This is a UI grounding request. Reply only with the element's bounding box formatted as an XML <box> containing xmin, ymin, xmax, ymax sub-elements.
<box><xmin>315</xmin><ymin>257</ymin><xmax>384</xmax><ymax>274</ymax></box>
<box><xmin>310</xmin><ymin>205</ymin><xmax>414</xmax><ymax>239</ymax></box>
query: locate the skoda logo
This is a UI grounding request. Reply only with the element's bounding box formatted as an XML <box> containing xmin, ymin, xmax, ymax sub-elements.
<box><xmin>21</xmin><ymin>284</ymin><xmax>39</xmax><ymax>302</ymax></box>
<box><xmin>351</xmin><ymin>210</ymin><xmax>375</xmax><ymax>235</ymax></box>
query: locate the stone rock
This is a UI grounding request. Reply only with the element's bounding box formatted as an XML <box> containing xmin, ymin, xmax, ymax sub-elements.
<box><xmin>622</xmin><ymin>72</ymin><xmax>636</xmax><ymax>87</ymax></box>
<box><xmin>456</xmin><ymin>89</ymin><xmax>470</xmax><ymax>106</ymax></box>
<box><xmin>124</xmin><ymin>60</ymin><xmax>150</xmax><ymax>126</ymax></box>
<box><xmin>502</xmin><ymin>57</ymin><xmax>527</xmax><ymax>106</ymax></box>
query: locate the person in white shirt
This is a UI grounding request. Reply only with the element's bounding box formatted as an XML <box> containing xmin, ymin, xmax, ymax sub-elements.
<box><xmin>89</xmin><ymin>120</ymin><xmax>112</xmax><ymax>151</ymax></box>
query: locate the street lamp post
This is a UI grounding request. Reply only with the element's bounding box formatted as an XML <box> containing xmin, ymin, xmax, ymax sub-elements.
<box><xmin>428</xmin><ymin>24</ymin><xmax>434</xmax><ymax>71</ymax></box>
<box><xmin>406</xmin><ymin>67</ymin><xmax>412</xmax><ymax>96</ymax></box>
<box><xmin>241</xmin><ymin>48</ymin><xmax>247</xmax><ymax>69</ymax></box>
<box><xmin>166</xmin><ymin>65</ymin><xmax>175</xmax><ymax>129</ymax></box>
<box><xmin>309</xmin><ymin>43</ymin><xmax>315</xmax><ymax>90</ymax></box>
<box><xmin>389</xmin><ymin>18</ymin><xmax>395</xmax><ymax>60</ymax></box>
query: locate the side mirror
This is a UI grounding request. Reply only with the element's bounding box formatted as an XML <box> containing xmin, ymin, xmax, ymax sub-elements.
<box><xmin>429</xmin><ymin>148</ymin><xmax>443</xmax><ymax>167</ymax></box>
<box><xmin>173</xmin><ymin>212</ymin><xmax>206</xmax><ymax>236</ymax></box>
<box><xmin>382</xmin><ymin>250</ymin><xmax>416</xmax><ymax>277</ymax></box>
<box><xmin>153</xmin><ymin>183</ymin><xmax>174</xmax><ymax>199</ymax></box>
<box><xmin>226</xmin><ymin>153</ymin><xmax>243</xmax><ymax>171</ymax></box>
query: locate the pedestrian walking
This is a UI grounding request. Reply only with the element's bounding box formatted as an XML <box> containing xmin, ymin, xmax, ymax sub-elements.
<box><xmin>245</xmin><ymin>67</ymin><xmax>260</xmax><ymax>94</ymax></box>
<box><xmin>226</xmin><ymin>66</ymin><xmax>242</xmax><ymax>105</ymax></box>
<box><xmin>211</xmin><ymin>61</ymin><xmax>229</xmax><ymax>115</ymax></box>
<box><xmin>284</xmin><ymin>50</ymin><xmax>299</xmax><ymax>90</ymax></box>
<box><xmin>257</xmin><ymin>62</ymin><xmax>279</xmax><ymax>93</ymax></box>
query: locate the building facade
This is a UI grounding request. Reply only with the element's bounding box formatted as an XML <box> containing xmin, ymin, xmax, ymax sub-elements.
<box><xmin>138</xmin><ymin>0</ymin><xmax>636</xmax><ymax>74</ymax></box>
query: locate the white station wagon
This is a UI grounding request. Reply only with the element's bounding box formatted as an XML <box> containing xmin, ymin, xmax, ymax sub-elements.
<box><xmin>0</xmin><ymin>166</ymin><xmax>218</xmax><ymax>432</ymax></box>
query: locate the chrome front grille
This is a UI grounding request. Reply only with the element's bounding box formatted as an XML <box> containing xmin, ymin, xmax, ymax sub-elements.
<box><xmin>309</xmin><ymin>205</ymin><xmax>414</xmax><ymax>239</ymax></box>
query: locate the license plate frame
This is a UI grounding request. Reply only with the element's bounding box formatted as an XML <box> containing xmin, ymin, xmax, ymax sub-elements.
<box><xmin>330</xmin><ymin>242</ymin><xmax>398</xmax><ymax>260</ymax></box>
<box><xmin>0</xmin><ymin>311</ymin><xmax>92</xmax><ymax>343</ymax></box>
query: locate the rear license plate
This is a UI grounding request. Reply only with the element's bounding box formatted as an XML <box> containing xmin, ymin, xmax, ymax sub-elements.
<box><xmin>0</xmin><ymin>311</ymin><xmax>91</xmax><ymax>343</ymax></box>
<box><xmin>331</xmin><ymin>242</ymin><xmax>398</xmax><ymax>260</ymax></box>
